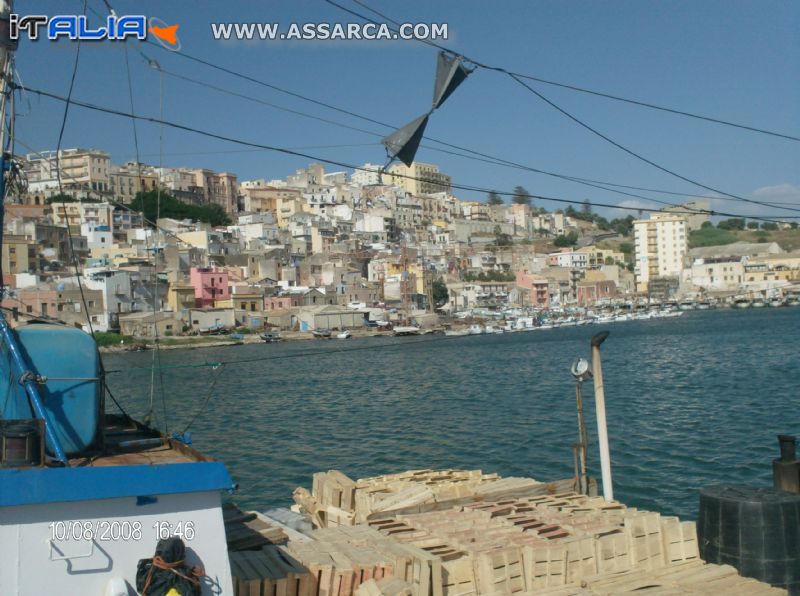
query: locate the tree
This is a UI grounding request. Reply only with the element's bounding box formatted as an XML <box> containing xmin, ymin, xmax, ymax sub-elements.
<box><xmin>486</xmin><ymin>191</ymin><xmax>503</xmax><ymax>205</ymax></box>
<box><xmin>432</xmin><ymin>277</ymin><xmax>449</xmax><ymax>306</ymax></box>
<box><xmin>493</xmin><ymin>225</ymin><xmax>512</xmax><ymax>247</ymax></box>
<box><xmin>554</xmin><ymin>231</ymin><xmax>578</xmax><ymax>247</ymax></box>
<box><xmin>610</xmin><ymin>215</ymin><xmax>635</xmax><ymax>236</ymax></box>
<box><xmin>619</xmin><ymin>242</ymin><xmax>633</xmax><ymax>255</ymax></box>
<box><xmin>701</xmin><ymin>221</ymin><xmax>714</xmax><ymax>229</ymax></box>
<box><xmin>761</xmin><ymin>222</ymin><xmax>778</xmax><ymax>231</ymax></box>
<box><xmin>717</xmin><ymin>218</ymin><xmax>745</xmax><ymax>231</ymax></box>
<box><xmin>512</xmin><ymin>186</ymin><xmax>532</xmax><ymax>207</ymax></box>
<box><xmin>45</xmin><ymin>193</ymin><xmax>100</xmax><ymax>204</ymax></box>
<box><xmin>746</xmin><ymin>221</ymin><xmax>760</xmax><ymax>230</ymax></box>
<box><xmin>581</xmin><ymin>200</ymin><xmax>592</xmax><ymax>216</ymax></box>
<box><xmin>130</xmin><ymin>190</ymin><xmax>232</xmax><ymax>226</ymax></box>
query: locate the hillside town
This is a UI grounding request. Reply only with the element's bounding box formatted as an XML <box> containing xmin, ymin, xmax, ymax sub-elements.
<box><xmin>3</xmin><ymin>147</ymin><xmax>799</xmax><ymax>340</ymax></box>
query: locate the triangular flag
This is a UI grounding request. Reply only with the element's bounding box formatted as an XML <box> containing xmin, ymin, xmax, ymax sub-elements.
<box><xmin>432</xmin><ymin>52</ymin><xmax>470</xmax><ymax>109</ymax></box>
<box><xmin>381</xmin><ymin>113</ymin><xmax>429</xmax><ymax>167</ymax></box>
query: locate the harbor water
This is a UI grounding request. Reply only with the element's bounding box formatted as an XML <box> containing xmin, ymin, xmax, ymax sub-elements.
<box><xmin>104</xmin><ymin>308</ymin><xmax>800</xmax><ymax>520</ymax></box>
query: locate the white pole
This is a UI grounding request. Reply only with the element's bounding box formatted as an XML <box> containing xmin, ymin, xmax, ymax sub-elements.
<box><xmin>591</xmin><ymin>331</ymin><xmax>613</xmax><ymax>501</ymax></box>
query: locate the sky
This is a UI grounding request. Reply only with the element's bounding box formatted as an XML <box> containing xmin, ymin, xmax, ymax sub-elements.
<box><xmin>13</xmin><ymin>0</ymin><xmax>800</xmax><ymax>221</ymax></box>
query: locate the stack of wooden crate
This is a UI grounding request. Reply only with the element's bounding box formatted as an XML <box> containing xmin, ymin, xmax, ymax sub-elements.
<box><xmin>231</xmin><ymin>470</ymin><xmax>783</xmax><ymax>595</ymax></box>
<box><xmin>292</xmin><ymin>468</ymin><xmax>584</xmax><ymax>529</ymax></box>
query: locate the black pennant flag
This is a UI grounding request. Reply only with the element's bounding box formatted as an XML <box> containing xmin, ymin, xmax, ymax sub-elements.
<box><xmin>432</xmin><ymin>52</ymin><xmax>470</xmax><ymax>109</ymax></box>
<box><xmin>381</xmin><ymin>113</ymin><xmax>429</xmax><ymax>167</ymax></box>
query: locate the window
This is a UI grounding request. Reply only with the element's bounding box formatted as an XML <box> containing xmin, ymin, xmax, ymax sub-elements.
<box><xmin>26</xmin><ymin>305</ymin><xmax>32</xmax><ymax>313</ymax></box>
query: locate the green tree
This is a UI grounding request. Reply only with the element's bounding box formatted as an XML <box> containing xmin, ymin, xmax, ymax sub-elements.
<box><xmin>701</xmin><ymin>221</ymin><xmax>714</xmax><ymax>229</ymax></box>
<box><xmin>746</xmin><ymin>221</ymin><xmax>760</xmax><ymax>230</ymax></box>
<box><xmin>45</xmin><ymin>193</ymin><xmax>100</xmax><ymax>204</ymax></box>
<box><xmin>761</xmin><ymin>222</ymin><xmax>778</xmax><ymax>231</ymax></box>
<box><xmin>581</xmin><ymin>200</ymin><xmax>592</xmax><ymax>216</ymax></box>
<box><xmin>512</xmin><ymin>186</ymin><xmax>532</xmax><ymax>207</ymax></box>
<box><xmin>610</xmin><ymin>215</ymin><xmax>635</xmax><ymax>236</ymax></box>
<box><xmin>717</xmin><ymin>218</ymin><xmax>745</xmax><ymax>231</ymax></box>
<box><xmin>493</xmin><ymin>225</ymin><xmax>513</xmax><ymax>247</ymax></box>
<box><xmin>619</xmin><ymin>241</ymin><xmax>633</xmax><ymax>255</ymax></box>
<box><xmin>554</xmin><ymin>231</ymin><xmax>579</xmax><ymax>247</ymax></box>
<box><xmin>130</xmin><ymin>190</ymin><xmax>232</xmax><ymax>226</ymax></box>
<box><xmin>432</xmin><ymin>277</ymin><xmax>449</xmax><ymax>306</ymax></box>
<box><xmin>486</xmin><ymin>191</ymin><xmax>504</xmax><ymax>205</ymax></box>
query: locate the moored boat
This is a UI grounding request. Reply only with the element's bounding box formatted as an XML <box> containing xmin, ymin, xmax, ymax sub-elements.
<box><xmin>336</xmin><ymin>330</ymin><xmax>352</xmax><ymax>339</ymax></box>
<box><xmin>312</xmin><ymin>328</ymin><xmax>332</xmax><ymax>339</ymax></box>
<box><xmin>261</xmin><ymin>330</ymin><xmax>283</xmax><ymax>342</ymax></box>
<box><xmin>393</xmin><ymin>326</ymin><xmax>421</xmax><ymax>336</ymax></box>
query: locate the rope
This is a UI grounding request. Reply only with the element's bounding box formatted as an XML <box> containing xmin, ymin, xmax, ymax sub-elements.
<box><xmin>141</xmin><ymin>554</ymin><xmax>204</xmax><ymax>596</ymax></box>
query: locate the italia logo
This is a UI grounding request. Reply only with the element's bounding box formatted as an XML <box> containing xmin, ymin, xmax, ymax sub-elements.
<box><xmin>8</xmin><ymin>15</ymin><xmax>181</xmax><ymax>50</ymax></box>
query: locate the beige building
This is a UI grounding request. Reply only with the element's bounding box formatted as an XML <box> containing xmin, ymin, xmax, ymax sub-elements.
<box><xmin>109</xmin><ymin>162</ymin><xmax>159</xmax><ymax>203</ymax></box>
<box><xmin>383</xmin><ymin>162</ymin><xmax>451</xmax><ymax>197</ymax></box>
<box><xmin>240</xmin><ymin>185</ymin><xmax>303</xmax><ymax>214</ymax></box>
<box><xmin>24</xmin><ymin>148</ymin><xmax>111</xmax><ymax>204</ymax></box>
<box><xmin>633</xmin><ymin>214</ymin><xmax>688</xmax><ymax>293</ymax></box>
<box><xmin>2</xmin><ymin>235</ymin><xmax>38</xmax><ymax>275</ymax></box>
<box><xmin>191</xmin><ymin>169</ymin><xmax>238</xmax><ymax>213</ymax></box>
<box><xmin>659</xmin><ymin>200</ymin><xmax>711</xmax><ymax>232</ymax></box>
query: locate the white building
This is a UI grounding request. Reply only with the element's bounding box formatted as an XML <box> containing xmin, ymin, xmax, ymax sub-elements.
<box><xmin>80</xmin><ymin>223</ymin><xmax>113</xmax><ymax>249</ymax></box>
<box><xmin>548</xmin><ymin>251</ymin><xmax>589</xmax><ymax>269</ymax></box>
<box><xmin>351</xmin><ymin>163</ymin><xmax>383</xmax><ymax>187</ymax></box>
<box><xmin>633</xmin><ymin>214</ymin><xmax>688</xmax><ymax>292</ymax></box>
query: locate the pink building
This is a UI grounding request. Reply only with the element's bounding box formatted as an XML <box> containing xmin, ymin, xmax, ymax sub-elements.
<box><xmin>189</xmin><ymin>267</ymin><xmax>230</xmax><ymax>308</ymax></box>
<box><xmin>515</xmin><ymin>269</ymin><xmax>550</xmax><ymax>308</ymax></box>
<box><xmin>577</xmin><ymin>280</ymin><xmax>617</xmax><ymax>306</ymax></box>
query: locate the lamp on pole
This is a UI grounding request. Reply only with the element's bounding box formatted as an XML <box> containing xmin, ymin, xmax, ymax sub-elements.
<box><xmin>570</xmin><ymin>358</ymin><xmax>591</xmax><ymax>495</ymax></box>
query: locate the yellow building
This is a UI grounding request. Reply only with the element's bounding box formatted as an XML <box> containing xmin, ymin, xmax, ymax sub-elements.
<box><xmin>382</xmin><ymin>162</ymin><xmax>451</xmax><ymax>196</ymax></box>
<box><xmin>2</xmin><ymin>235</ymin><xmax>38</xmax><ymax>275</ymax></box>
<box><xmin>167</xmin><ymin>284</ymin><xmax>197</xmax><ymax>314</ymax></box>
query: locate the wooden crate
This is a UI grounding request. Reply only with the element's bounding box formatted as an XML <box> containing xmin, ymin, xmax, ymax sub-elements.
<box><xmin>660</xmin><ymin>517</ymin><xmax>699</xmax><ymax>565</ymax></box>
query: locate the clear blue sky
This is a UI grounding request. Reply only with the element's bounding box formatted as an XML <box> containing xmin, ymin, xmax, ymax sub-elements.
<box><xmin>15</xmin><ymin>0</ymin><xmax>800</xmax><ymax>220</ymax></box>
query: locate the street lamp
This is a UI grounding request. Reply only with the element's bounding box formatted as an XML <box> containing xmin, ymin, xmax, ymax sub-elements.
<box><xmin>570</xmin><ymin>358</ymin><xmax>591</xmax><ymax>494</ymax></box>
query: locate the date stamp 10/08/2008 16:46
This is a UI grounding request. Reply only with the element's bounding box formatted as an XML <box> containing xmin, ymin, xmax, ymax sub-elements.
<box><xmin>48</xmin><ymin>520</ymin><xmax>196</xmax><ymax>542</ymax></box>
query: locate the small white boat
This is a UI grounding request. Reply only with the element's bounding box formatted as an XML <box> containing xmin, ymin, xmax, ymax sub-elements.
<box><xmin>768</xmin><ymin>299</ymin><xmax>784</xmax><ymax>308</ymax></box>
<box><xmin>444</xmin><ymin>328</ymin><xmax>470</xmax><ymax>337</ymax></box>
<box><xmin>393</xmin><ymin>326</ymin><xmax>422</xmax><ymax>336</ymax></box>
<box><xmin>336</xmin><ymin>330</ymin><xmax>352</xmax><ymax>339</ymax></box>
<box><xmin>468</xmin><ymin>324</ymin><xmax>484</xmax><ymax>335</ymax></box>
<box><xmin>751</xmin><ymin>299</ymin><xmax>766</xmax><ymax>308</ymax></box>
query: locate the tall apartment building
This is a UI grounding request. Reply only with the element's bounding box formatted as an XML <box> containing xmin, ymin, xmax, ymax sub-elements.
<box><xmin>383</xmin><ymin>162</ymin><xmax>452</xmax><ymax>197</ymax></box>
<box><xmin>192</xmin><ymin>169</ymin><xmax>238</xmax><ymax>214</ymax></box>
<box><xmin>24</xmin><ymin>148</ymin><xmax>111</xmax><ymax>203</ymax></box>
<box><xmin>633</xmin><ymin>214</ymin><xmax>689</xmax><ymax>293</ymax></box>
<box><xmin>108</xmin><ymin>162</ymin><xmax>159</xmax><ymax>203</ymax></box>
